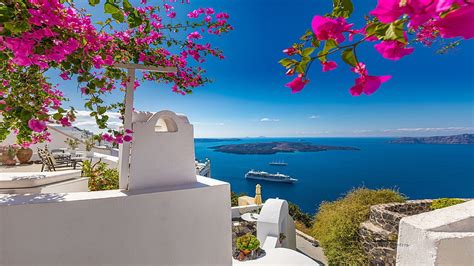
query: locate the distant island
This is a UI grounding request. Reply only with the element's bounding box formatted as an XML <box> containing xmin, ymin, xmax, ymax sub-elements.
<box><xmin>390</xmin><ymin>134</ymin><xmax>474</xmax><ymax>144</ymax></box>
<box><xmin>210</xmin><ymin>141</ymin><xmax>360</xmax><ymax>155</ymax></box>
<box><xmin>195</xmin><ymin>138</ymin><xmax>242</xmax><ymax>143</ymax></box>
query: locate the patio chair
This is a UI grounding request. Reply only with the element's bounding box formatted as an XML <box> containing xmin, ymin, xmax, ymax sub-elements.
<box><xmin>38</xmin><ymin>147</ymin><xmax>76</xmax><ymax>172</ymax></box>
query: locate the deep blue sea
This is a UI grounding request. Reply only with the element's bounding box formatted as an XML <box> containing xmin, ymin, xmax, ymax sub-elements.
<box><xmin>195</xmin><ymin>138</ymin><xmax>474</xmax><ymax>214</ymax></box>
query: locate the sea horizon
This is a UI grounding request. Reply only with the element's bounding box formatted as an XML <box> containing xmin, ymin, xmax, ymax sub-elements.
<box><xmin>195</xmin><ymin>137</ymin><xmax>474</xmax><ymax>214</ymax></box>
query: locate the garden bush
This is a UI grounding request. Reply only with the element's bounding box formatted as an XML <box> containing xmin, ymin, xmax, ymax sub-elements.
<box><xmin>430</xmin><ymin>198</ymin><xmax>465</xmax><ymax>210</ymax></box>
<box><xmin>311</xmin><ymin>188</ymin><xmax>406</xmax><ymax>265</ymax></box>
<box><xmin>82</xmin><ymin>161</ymin><xmax>119</xmax><ymax>191</ymax></box>
<box><xmin>288</xmin><ymin>202</ymin><xmax>314</xmax><ymax>228</ymax></box>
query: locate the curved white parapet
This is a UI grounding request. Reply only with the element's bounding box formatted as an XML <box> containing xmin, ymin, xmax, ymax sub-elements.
<box><xmin>257</xmin><ymin>199</ymin><xmax>297</xmax><ymax>250</ymax></box>
<box><xmin>128</xmin><ymin>110</ymin><xmax>197</xmax><ymax>190</ymax></box>
<box><xmin>396</xmin><ymin>200</ymin><xmax>474</xmax><ymax>265</ymax></box>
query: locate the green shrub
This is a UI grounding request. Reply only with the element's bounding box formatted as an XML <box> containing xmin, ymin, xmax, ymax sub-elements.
<box><xmin>236</xmin><ymin>233</ymin><xmax>260</xmax><ymax>252</ymax></box>
<box><xmin>288</xmin><ymin>202</ymin><xmax>314</xmax><ymax>228</ymax></box>
<box><xmin>82</xmin><ymin>160</ymin><xmax>119</xmax><ymax>191</ymax></box>
<box><xmin>312</xmin><ymin>188</ymin><xmax>406</xmax><ymax>265</ymax></box>
<box><xmin>231</xmin><ymin>191</ymin><xmax>247</xmax><ymax>207</ymax></box>
<box><xmin>430</xmin><ymin>198</ymin><xmax>465</xmax><ymax>210</ymax></box>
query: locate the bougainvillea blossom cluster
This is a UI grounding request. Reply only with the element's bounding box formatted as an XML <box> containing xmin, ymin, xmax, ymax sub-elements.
<box><xmin>0</xmin><ymin>0</ymin><xmax>232</xmax><ymax>146</ymax></box>
<box><xmin>281</xmin><ymin>0</ymin><xmax>473</xmax><ymax>95</ymax></box>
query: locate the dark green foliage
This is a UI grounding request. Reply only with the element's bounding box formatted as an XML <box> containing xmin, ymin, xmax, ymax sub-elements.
<box><xmin>312</xmin><ymin>188</ymin><xmax>406</xmax><ymax>265</ymax></box>
<box><xmin>231</xmin><ymin>191</ymin><xmax>247</xmax><ymax>207</ymax></box>
<box><xmin>288</xmin><ymin>202</ymin><xmax>314</xmax><ymax>228</ymax></box>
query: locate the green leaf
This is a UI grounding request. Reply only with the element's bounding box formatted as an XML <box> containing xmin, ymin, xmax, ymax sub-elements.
<box><xmin>278</xmin><ymin>58</ymin><xmax>298</xmax><ymax>68</ymax></box>
<box><xmin>88</xmin><ymin>0</ymin><xmax>100</xmax><ymax>6</ymax></box>
<box><xmin>365</xmin><ymin>23</ymin><xmax>377</xmax><ymax>36</ymax></box>
<box><xmin>127</xmin><ymin>10</ymin><xmax>143</xmax><ymax>28</ymax></box>
<box><xmin>98</xmin><ymin>106</ymin><xmax>107</xmax><ymax>115</ymax></box>
<box><xmin>318</xmin><ymin>39</ymin><xmax>337</xmax><ymax>62</ymax></box>
<box><xmin>52</xmin><ymin>113</ymin><xmax>63</xmax><ymax>121</ymax></box>
<box><xmin>384</xmin><ymin>20</ymin><xmax>406</xmax><ymax>43</ymax></box>
<box><xmin>302</xmin><ymin>47</ymin><xmax>316</xmax><ymax>57</ymax></box>
<box><xmin>300</xmin><ymin>29</ymin><xmax>314</xmax><ymax>41</ymax></box>
<box><xmin>332</xmin><ymin>0</ymin><xmax>353</xmax><ymax>18</ymax></box>
<box><xmin>341</xmin><ymin>48</ymin><xmax>357</xmax><ymax>66</ymax></box>
<box><xmin>112</xmin><ymin>11</ymin><xmax>124</xmax><ymax>22</ymax></box>
<box><xmin>295</xmin><ymin>56</ymin><xmax>311</xmax><ymax>74</ymax></box>
<box><xmin>122</xmin><ymin>0</ymin><xmax>133</xmax><ymax>12</ymax></box>
<box><xmin>104</xmin><ymin>1</ymin><xmax>123</xmax><ymax>22</ymax></box>
<box><xmin>0</xmin><ymin>4</ymin><xmax>13</xmax><ymax>23</ymax></box>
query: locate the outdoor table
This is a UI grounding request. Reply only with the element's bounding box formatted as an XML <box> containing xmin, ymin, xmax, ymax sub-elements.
<box><xmin>241</xmin><ymin>213</ymin><xmax>259</xmax><ymax>223</ymax></box>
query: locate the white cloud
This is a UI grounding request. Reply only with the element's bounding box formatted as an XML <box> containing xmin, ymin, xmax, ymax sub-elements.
<box><xmin>308</xmin><ymin>115</ymin><xmax>320</xmax><ymax>119</ymax></box>
<box><xmin>193</xmin><ymin>122</ymin><xmax>225</xmax><ymax>126</ymax></box>
<box><xmin>72</xmin><ymin>110</ymin><xmax>122</xmax><ymax>133</ymax></box>
<box><xmin>260</xmin><ymin>118</ymin><xmax>280</xmax><ymax>122</ymax></box>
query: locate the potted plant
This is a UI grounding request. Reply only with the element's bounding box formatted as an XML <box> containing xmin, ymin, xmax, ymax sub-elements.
<box><xmin>84</xmin><ymin>137</ymin><xmax>95</xmax><ymax>157</ymax></box>
<box><xmin>0</xmin><ymin>146</ymin><xmax>8</xmax><ymax>164</ymax></box>
<box><xmin>4</xmin><ymin>145</ymin><xmax>18</xmax><ymax>166</ymax></box>
<box><xmin>16</xmin><ymin>146</ymin><xmax>33</xmax><ymax>164</ymax></box>
<box><xmin>236</xmin><ymin>233</ymin><xmax>260</xmax><ymax>261</ymax></box>
<box><xmin>65</xmin><ymin>138</ymin><xmax>79</xmax><ymax>155</ymax></box>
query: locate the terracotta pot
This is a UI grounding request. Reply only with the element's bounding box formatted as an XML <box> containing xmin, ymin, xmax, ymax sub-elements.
<box><xmin>4</xmin><ymin>158</ymin><xmax>16</xmax><ymax>166</ymax></box>
<box><xmin>16</xmin><ymin>148</ymin><xmax>33</xmax><ymax>164</ymax></box>
<box><xmin>0</xmin><ymin>152</ymin><xmax>8</xmax><ymax>164</ymax></box>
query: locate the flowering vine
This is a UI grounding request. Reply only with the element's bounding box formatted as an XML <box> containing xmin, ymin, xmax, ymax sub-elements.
<box><xmin>0</xmin><ymin>0</ymin><xmax>232</xmax><ymax>146</ymax></box>
<box><xmin>280</xmin><ymin>0</ymin><xmax>473</xmax><ymax>95</ymax></box>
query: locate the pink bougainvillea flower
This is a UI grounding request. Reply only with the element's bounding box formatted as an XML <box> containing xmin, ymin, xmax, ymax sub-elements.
<box><xmin>311</xmin><ymin>16</ymin><xmax>352</xmax><ymax>43</ymax></box>
<box><xmin>370</xmin><ymin>0</ymin><xmax>441</xmax><ymax>28</ymax></box>
<box><xmin>350</xmin><ymin>75</ymin><xmax>392</xmax><ymax>96</ymax></box>
<box><xmin>167</xmin><ymin>12</ymin><xmax>176</xmax><ymax>19</ymax></box>
<box><xmin>322</xmin><ymin>61</ymin><xmax>338</xmax><ymax>72</ymax></box>
<box><xmin>374</xmin><ymin>40</ymin><xmax>414</xmax><ymax>60</ymax></box>
<box><xmin>351</xmin><ymin>62</ymin><xmax>368</xmax><ymax>76</ymax></box>
<box><xmin>370</xmin><ymin>0</ymin><xmax>406</xmax><ymax>24</ymax></box>
<box><xmin>187</xmin><ymin>31</ymin><xmax>202</xmax><ymax>40</ymax></box>
<box><xmin>123</xmin><ymin>135</ymin><xmax>133</xmax><ymax>142</ymax></box>
<box><xmin>282</xmin><ymin>47</ymin><xmax>297</xmax><ymax>56</ymax></box>
<box><xmin>28</xmin><ymin>119</ymin><xmax>47</xmax><ymax>132</ymax></box>
<box><xmin>59</xmin><ymin>117</ymin><xmax>71</xmax><ymax>127</ymax></box>
<box><xmin>435</xmin><ymin>5</ymin><xmax>474</xmax><ymax>39</ymax></box>
<box><xmin>59</xmin><ymin>71</ymin><xmax>70</xmax><ymax>80</ymax></box>
<box><xmin>285</xmin><ymin>74</ymin><xmax>309</xmax><ymax>93</ymax></box>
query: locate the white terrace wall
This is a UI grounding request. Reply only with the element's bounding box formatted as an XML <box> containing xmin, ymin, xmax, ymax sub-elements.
<box><xmin>128</xmin><ymin>111</ymin><xmax>196</xmax><ymax>190</ymax></box>
<box><xmin>0</xmin><ymin>176</ymin><xmax>232</xmax><ymax>265</ymax></box>
<box><xmin>396</xmin><ymin>200</ymin><xmax>474</xmax><ymax>265</ymax></box>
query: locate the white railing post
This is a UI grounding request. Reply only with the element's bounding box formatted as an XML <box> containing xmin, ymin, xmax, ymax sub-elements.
<box><xmin>119</xmin><ymin>68</ymin><xmax>135</xmax><ymax>190</ymax></box>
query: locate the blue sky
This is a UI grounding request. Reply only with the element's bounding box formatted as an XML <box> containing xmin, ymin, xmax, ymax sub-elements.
<box><xmin>54</xmin><ymin>0</ymin><xmax>474</xmax><ymax>137</ymax></box>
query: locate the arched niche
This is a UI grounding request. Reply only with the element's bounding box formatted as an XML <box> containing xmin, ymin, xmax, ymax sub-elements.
<box><xmin>155</xmin><ymin>116</ymin><xmax>178</xmax><ymax>133</ymax></box>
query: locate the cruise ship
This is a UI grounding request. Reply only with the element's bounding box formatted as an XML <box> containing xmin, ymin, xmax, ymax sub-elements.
<box><xmin>245</xmin><ymin>170</ymin><xmax>297</xmax><ymax>183</ymax></box>
<box><xmin>269</xmin><ymin>161</ymin><xmax>288</xmax><ymax>166</ymax></box>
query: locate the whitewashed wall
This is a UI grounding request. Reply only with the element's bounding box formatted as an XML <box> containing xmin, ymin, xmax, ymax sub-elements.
<box><xmin>397</xmin><ymin>200</ymin><xmax>474</xmax><ymax>265</ymax></box>
<box><xmin>0</xmin><ymin>176</ymin><xmax>231</xmax><ymax>265</ymax></box>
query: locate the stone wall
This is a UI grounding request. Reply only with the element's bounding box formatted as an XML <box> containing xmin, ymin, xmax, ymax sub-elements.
<box><xmin>359</xmin><ymin>200</ymin><xmax>433</xmax><ymax>265</ymax></box>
